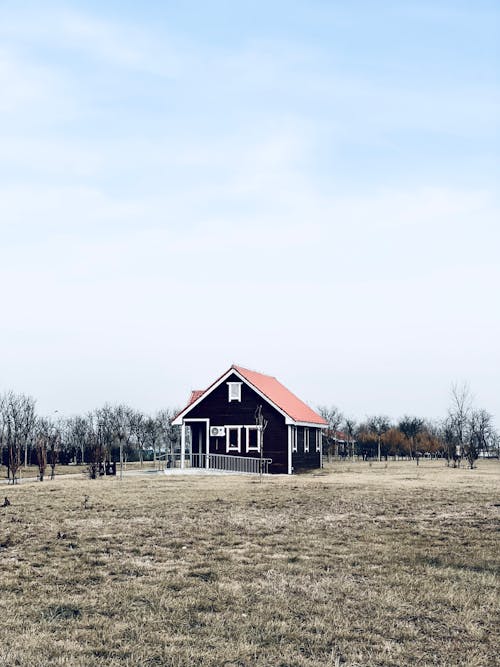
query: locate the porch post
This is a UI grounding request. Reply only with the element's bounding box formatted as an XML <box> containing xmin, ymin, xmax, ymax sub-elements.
<box><xmin>287</xmin><ymin>424</ymin><xmax>292</xmax><ymax>475</ymax></box>
<box><xmin>180</xmin><ymin>421</ymin><xmax>186</xmax><ymax>469</ymax></box>
<box><xmin>189</xmin><ymin>428</ymin><xmax>192</xmax><ymax>468</ymax></box>
<box><xmin>197</xmin><ymin>429</ymin><xmax>202</xmax><ymax>468</ymax></box>
<box><xmin>205</xmin><ymin>422</ymin><xmax>210</xmax><ymax>469</ymax></box>
<box><xmin>319</xmin><ymin>429</ymin><xmax>323</xmax><ymax>468</ymax></box>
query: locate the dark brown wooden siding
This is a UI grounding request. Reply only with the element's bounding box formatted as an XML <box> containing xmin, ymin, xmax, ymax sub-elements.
<box><xmin>186</xmin><ymin>373</ymin><xmax>288</xmax><ymax>474</ymax></box>
<box><xmin>292</xmin><ymin>426</ymin><xmax>321</xmax><ymax>471</ymax></box>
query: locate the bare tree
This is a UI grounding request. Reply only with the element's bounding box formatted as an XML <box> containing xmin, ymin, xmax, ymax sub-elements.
<box><xmin>109</xmin><ymin>405</ymin><xmax>134</xmax><ymax>479</ymax></box>
<box><xmin>447</xmin><ymin>382</ymin><xmax>472</xmax><ymax>466</ymax></box>
<box><xmin>34</xmin><ymin>418</ymin><xmax>49</xmax><ymax>481</ymax></box>
<box><xmin>47</xmin><ymin>419</ymin><xmax>61</xmax><ymax>480</ymax></box>
<box><xmin>318</xmin><ymin>405</ymin><xmax>344</xmax><ymax>462</ymax></box>
<box><xmin>464</xmin><ymin>409</ymin><xmax>495</xmax><ymax>469</ymax></box>
<box><xmin>383</xmin><ymin>427</ymin><xmax>407</xmax><ymax>459</ymax></box>
<box><xmin>21</xmin><ymin>397</ymin><xmax>36</xmax><ymax>469</ymax></box>
<box><xmin>130</xmin><ymin>410</ymin><xmax>147</xmax><ymax>466</ymax></box>
<box><xmin>65</xmin><ymin>415</ymin><xmax>90</xmax><ymax>464</ymax></box>
<box><xmin>416</xmin><ymin>420</ymin><xmax>443</xmax><ymax>458</ymax></box>
<box><xmin>344</xmin><ymin>417</ymin><xmax>357</xmax><ymax>461</ymax></box>
<box><xmin>367</xmin><ymin>415</ymin><xmax>391</xmax><ymax>462</ymax></box>
<box><xmin>398</xmin><ymin>416</ymin><xmax>425</xmax><ymax>465</ymax></box>
<box><xmin>145</xmin><ymin>416</ymin><xmax>163</xmax><ymax>470</ymax></box>
<box><xmin>441</xmin><ymin>417</ymin><xmax>457</xmax><ymax>466</ymax></box>
<box><xmin>156</xmin><ymin>409</ymin><xmax>179</xmax><ymax>467</ymax></box>
<box><xmin>0</xmin><ymin>392</ymin><xmax>37</xmax><ymax>484</ymax></box>
<box><xmin>86</xmin><ymin>409</ymin><xmax>110</xmax><ymax>479</ymax></box>
<box><xmin>255</xmin><ymin>404</ymin><xmax>268</xmax><ymax>481</ymax></box>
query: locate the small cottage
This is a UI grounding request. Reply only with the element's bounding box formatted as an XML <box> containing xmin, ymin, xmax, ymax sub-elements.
<box><xmin>172</xmin><ymin>364</ymin><xmax>327</xmax><ymax>474</ymax></box>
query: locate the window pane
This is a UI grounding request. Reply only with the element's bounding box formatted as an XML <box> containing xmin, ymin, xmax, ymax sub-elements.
<box><xmin>228</xmin><ymin>383</ymin><xmax>241</xmax><ymax>401</ymax></box>
<box><xmin>310</xmin><ymin>430</ymin><xmax>316</xmax><ymax>450</ymax></box>
<box><xmin>248</xmin><ymin>429</ymin><xmax>258</xmax><ymax>449</ymax></box>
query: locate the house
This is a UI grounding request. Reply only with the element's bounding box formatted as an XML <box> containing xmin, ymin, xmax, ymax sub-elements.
<box><xmin>172</xmin><ymin>364</ymin><xmax>328</xmax><ymax>474</ymax></box>
<box><xmin>322</xmin><ymin>429</ymin><xmax>357</xmax><ymax>458</ymax></box>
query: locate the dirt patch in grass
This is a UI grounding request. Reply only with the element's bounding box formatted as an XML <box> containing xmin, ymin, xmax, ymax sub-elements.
<box><xmin>0</xmin><ymin>460</ymin><xmax>498</xmax><ymax>666</ymax></box>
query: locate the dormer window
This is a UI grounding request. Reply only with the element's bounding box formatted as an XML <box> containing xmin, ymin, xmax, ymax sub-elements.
<box><xmin>227</xmin><ymin>382</ymin><xmax>242</xmax><ymax>402</ymax></box>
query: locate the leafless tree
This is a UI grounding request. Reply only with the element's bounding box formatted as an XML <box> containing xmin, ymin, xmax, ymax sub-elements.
<box><xmin>318</xmin><ymin>405</ymin><xmax>344</xmax><ymax>461</ymax></box>
<box><xmin>367</xmin><ymin>415</ymin><xmax>391</xmax><ymax>462</ymax></box>
<box><xmin>0</xmin><ymin>392</ymin><xmax>37</xmax><ymax>484</ymax></box>
<box><xmin>65</xmin><ymin>415</ymin><xmax>90</xmax><ymax>464</ymax></box>
<box><xmin>398</xmin><ymin>416</ymin><xmax>425</xmax><ymax>465</ymax></box>
<box><xmin>440</xmin><ymin>383</ymin><xmax>499</xmax><ymax>469</ymax></box>
<box><xmin>145</xmin><ymin>416</ymin><xmax>162</xmax><ymax>469</ymax></box>
<box><xmin>34</xmin><ymin>418</ymin><xmax>49</xmax><ymax>481</ymax></box>
<box><xmin>441</xmin><ymin>417</ymin><xmax>457</xmax><ymax>465</ymax></box>
<box><xmin>46</xmin><ymin>418</ymin><xmax>61</xmax><ymax>480</ymax></box>
<box><xmin>86</xmin><ymin>410</ymin><xmax>110</xmax><ymax>479</ymax></box>
<box><xmin>130</xmin><ymin>409</ymin><xmax>147</xmax><ymax>466</ymax></box>
<box><xmin>156</xmin><ymin>408</ymin><xmax>179</xmax><ymax>466</ymax></box>
<box><xmin>344</xmin><ymin>417</ymin><xmax>357</xmax><ymax>461</ymax></box>
<box><xmin>108</xmin><ymin>405</ymin><xmax>134</xmax><ymax>479</ymax></box>
<box><xmin>255</xmin><ymin>404</ymin><xmax>268</xmax><ymax>481</ymax></box>
<box><xmin>464</xmin><ymin>408</ymin><xmax>495</xmax><ymax>469</ymax></box>
<box><xmin>447</xmin><ymin>382</ymin><xmax>472</xmax><ymax>466</ymax></box>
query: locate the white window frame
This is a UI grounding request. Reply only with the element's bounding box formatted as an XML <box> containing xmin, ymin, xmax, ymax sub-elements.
<box><xmin>292</xmin><ymin>426</ymin><xmax>297</xmax><ymax>453</ymax></box>
<box><xmin>227</xmin><ymin>382</ymin><xmax>242</xmax><ymax>402</ymax></box>
<box><xmin>225</xmin><ymin>426</ymin><xmax>241</xmax><ymax>453</ymax></box>
<box><xmin>314</xmin><ymin>429</ymin><xmax>320</xmax><ymax>452</ymax></box>
<box><xmin>304</xmin><ymin>428</ymin><xmax>310</xmax><ymax>453</ymax></box>
<box><xmin>245</xmin><ymin>425</ymin><xmax>261</xmax><ymax>453</ymax></box>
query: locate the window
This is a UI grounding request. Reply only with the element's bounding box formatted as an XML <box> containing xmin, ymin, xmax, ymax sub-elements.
<box><xmin>226</xmin><ymin>426</ymin><xmax>241</xmax><ymax>452</ymax></box>
<box><xmin>309</xmin><ymin>429</ymin><xmax>317</xmax><ymax>452</ymax></box>
<box><xmin>292</xmin><ymin>427</ymin><xmax>297</xmax><ymax>453</ymax></box>
<box><xmin>227</xmin><ymin>382</ymin><xmax>242</xmax><ymax>402</ymax></box>
<box><xmin>313</xmin><ymin>430</ymin><xmax>320</xmax><ymax>452</ymax></box>
<box><xmin>245</xmin><ymin>426</ymin><xmax>260</xmax><ymax>452</ymax></box>
<box><xmin>304</xmin><ymin>428</ymin><xmax>310</xmax><ymax>453</ymax></box>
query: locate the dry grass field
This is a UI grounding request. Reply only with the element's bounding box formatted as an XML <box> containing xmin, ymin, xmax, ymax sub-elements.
<box><xmin>0</xmin><ymin>460</ymin><xmax>498</xmax><ymax>667</ymax></box>
<box><xmin>4</xmin><ymin>461</ymin><xmax>162</xmax><ymax>480</ymax></box>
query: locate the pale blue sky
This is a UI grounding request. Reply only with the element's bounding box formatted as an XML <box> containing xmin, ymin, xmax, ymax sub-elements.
<box><xmin>1</xmin><ymin>1</ymin><xmax>499</xmax><ymax>423</ymax></box>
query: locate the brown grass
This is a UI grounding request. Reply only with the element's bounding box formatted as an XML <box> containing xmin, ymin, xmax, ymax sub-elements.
<box><xmin>0</xmin><ymin>460</ymin><xmax>498</xmax><ymax>666</ymax></box>
<box><xmin>5</xmin><ymin>461</ymin><xmax>161</xmax><ymax>480</ymax></box>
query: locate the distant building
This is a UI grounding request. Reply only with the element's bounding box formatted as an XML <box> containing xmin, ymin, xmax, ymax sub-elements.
<box><xmin>172</xmin><ymin>364</ymin><xmax>327</xmax><ymax>474</ymax></box>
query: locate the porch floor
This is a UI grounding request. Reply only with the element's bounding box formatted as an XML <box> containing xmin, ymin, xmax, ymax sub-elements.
<box><xmin>163</xmin><ymin>468</ymin><xmax>254</xmax><ymax>476</ymax></box>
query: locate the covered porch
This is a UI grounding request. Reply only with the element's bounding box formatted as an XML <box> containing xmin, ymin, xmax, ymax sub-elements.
<box><xmin>177</xmin><ymin>419</ymin><xmax>271</xmax><ymax>475</ymax></box>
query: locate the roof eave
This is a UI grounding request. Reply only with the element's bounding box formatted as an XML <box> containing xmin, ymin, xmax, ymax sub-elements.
<box><xmin>285</xmin><ymin>418</ymin><xmax>329</xmax><ymax>428</ymax></box>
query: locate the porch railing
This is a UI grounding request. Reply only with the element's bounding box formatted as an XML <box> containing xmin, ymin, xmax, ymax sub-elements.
<box><xmin>190</xmin><ymin>452</ymin><xmax>272</xmax><ymax>475</ymax></box>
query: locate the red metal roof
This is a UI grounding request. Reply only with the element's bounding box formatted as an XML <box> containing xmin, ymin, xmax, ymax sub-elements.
<box><xmin>188</xmin><ymin>390</ymin><xmax>205</xmax><ymax>406</ymax></box>
<box><xmin>232</xmin><ymin>365</ymin><xmax>327</xmax><ymax>425</ymax></box>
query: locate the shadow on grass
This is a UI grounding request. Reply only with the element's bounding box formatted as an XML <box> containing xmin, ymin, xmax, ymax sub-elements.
<box><xmin>417</xmin><ymin>555</ymin><xmax>498</xmax><ymax>575</ymax></box>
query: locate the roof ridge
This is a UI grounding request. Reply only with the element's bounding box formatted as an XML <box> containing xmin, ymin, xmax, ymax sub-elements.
<box><xmin>233</xmin><ymin>364</ymin><xmax>277</xmax><ymax>380</ymax></box>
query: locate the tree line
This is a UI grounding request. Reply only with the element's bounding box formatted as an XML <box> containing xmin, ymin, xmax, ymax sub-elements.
<box><xmin>319</xmin><ymin>384</ymin><xmax>498</xmax><ymax>469</ymax></box>
<box><xmin>1</xmin><ymin>383</ymin><xmax>498</xmax><ymax>484</ymax></box>
<box><xmin>0</xmin><ymin>393</ymin><xmax>180</xmax><ymax>484</ymax></box>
